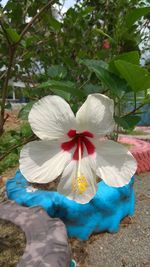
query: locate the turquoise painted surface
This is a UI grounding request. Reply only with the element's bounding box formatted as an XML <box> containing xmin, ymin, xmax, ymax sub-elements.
<box><xmin>6</xmin><ymin>170</ymin><xmax>135</xmax><ymax>240</ymax></box>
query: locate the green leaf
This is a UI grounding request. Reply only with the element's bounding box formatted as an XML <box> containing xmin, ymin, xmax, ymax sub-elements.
<box><xmin>71</xmin><ymin>103</ymin><xmax>78</xmax><ymax>113</ymax></box>
<box><xmin>37</xmin><ymin>80</ymin><xmax>86</xmax><ymax>99</ymax></box>
<box><xmin>114</xmin><ymin>60</ymin><xmax>150</xmax><ymax>92</ymax></box>
<box><xmin>80</xmin><ymin>59</ymin><xmax>108</xmax><ymax>69</ymax></box>
<box><xmin>125</xmin><ymin>7</ymin><xmax>150</xmax><ymax>28</ymax></box>
<box><xmin>84</xmin><ymin>83</ymin><xmax>103</xmax><ymax>95</ymax></box>
<box><xmin>81</xmin><ymin>59</ymin><xmax>127</xmax><ymax>97</ymax></box>
<box><xmin>93</xmin><ymin>28</ymin><xmax>115</xmax><ymax>43</ymax></box>
<box><xmin>109</xmin><ymin>51</ymin><xmax>140</xmax><ymax>74</ymax></box>
<box><xmin>18</xmin><ymin>102</ymin><xmax>36</xmax><ymax>120</ymax></box>
<box><xmin>47</xmin><ymin>65</ymin><xmax>67</xmax><ymax>79</ymax></box>
<box><xmin>115</xmin><ymin>115</ymin><xmax>141</xmax><ymax>130</ymax></box>
<box><xmin>20</xmin><ymin>123</ymin><xmax>32</xmax><ymax>137</ymax></box>
<box><xmin>0</xmin><ymin>153</ymin><xmax>18</xmax><ymax>173</ymax></box>
<box><xmin>5</xmin><ymin>27</ymin><xmax>20</xmax><ymax>43</ymax></box>
<box><xmin>80</xmin><ymin>6</ymin><xmax>94</xmax><ymax>16</ymax></box>
<box><xmin>48</xmin><ymin>16</ymin><xmax>62</xmax><ymax>31</ymax></box>
<box><xmin>50</xmin><ymin>89</ymin><xmax>71</xmax><ymax>101</ymax></box>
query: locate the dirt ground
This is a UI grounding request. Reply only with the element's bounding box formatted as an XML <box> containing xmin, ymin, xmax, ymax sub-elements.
<box><xmin>0</xmin><ymin>219</ymin><xmax>26</xmax><ymax>267</ymax></box>
<box><xmin>4</xmin><ymin>110</ymin><xmax>21</xmax><ymax>132</ymax></box>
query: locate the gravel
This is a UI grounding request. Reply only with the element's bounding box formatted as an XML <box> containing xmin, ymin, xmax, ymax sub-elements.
<box><xmin>85</xmin><ymin>172</ymin><xmax>150</xmax><ymax>267</ymax></box>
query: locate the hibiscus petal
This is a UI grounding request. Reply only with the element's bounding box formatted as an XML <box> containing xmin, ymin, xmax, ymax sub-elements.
<box><xmin>29</xmin><ymin>95</ymin><xmax>76</xmax><ymax>140</ymax></box>
<box><xmin>57</xmin><ymin>155</ymin><xmax>97</xmax><ymax>204</ymax></box>
<box><xmin>76</xmin><ymin>94</ymin><xmax>115</xmax><ymax>136</ymax></box>
<box><xmin>19</xmin><ymin>140</ymin><xmax>72</xmax><ymax>183</ymax></box>
<box><xmin>95</xmin><ymin>140</ymin><xmax>137</xmax><ymax>187</ymax></box>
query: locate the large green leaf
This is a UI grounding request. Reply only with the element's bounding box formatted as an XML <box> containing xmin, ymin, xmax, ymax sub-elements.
<box><xmin>5</xmin><ymin>27</ymin><xmax>20</xmax><ymax>43</ymax></box>
<box><xmin>81</xmin><ymin>59</ymin><xmax>108</xmax><ymax>70</ymax></box>
<box><xmin>84</xmin><ymin>83</ymin><xmax>103</xmax><ymax>95</ymax></box>
<box><xmin>125</xmin><ymin>7</ymin><xmax>150</xmax><ymax>28</ymax></box>
<box><xmin>49</xmin><ymin>89</ymin><xmax>71</xmax><ymax>102</ymax></box>
<box><xmin>37</xmin><ymin>80</ymin><xmax>86</xmax><ymax>99</ymax></box>
<box><xmin>109</xmin><ymin>51</ymin><xmax>140</xmax><ymax>74</ymax></box>
<box><xmin>81</xmin><ymin>59</ymin><xmax>127</xmax><ymax>97</ymax></box>
<box><xmin>47</xmin><ymin>65</ymin><xmax>67</xmax><ymax>79</ymax></box>
<box><xmin>115</xmin><ymin>115</ymin><xmax>141</xmax><ymax>130</ymax></box>
<box><xmin>114</xmin><ymin>60</ymin><xmax>150</xmax><ymax>92</ymax></box>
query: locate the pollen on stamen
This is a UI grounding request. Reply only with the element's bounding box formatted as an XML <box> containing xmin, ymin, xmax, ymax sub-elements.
<box><xmin>72</xmin><ymin>175</ymin><xmax>88</xmax><ymax>194</ymax></box>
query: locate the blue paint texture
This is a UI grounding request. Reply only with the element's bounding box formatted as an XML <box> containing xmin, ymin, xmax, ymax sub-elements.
<box><xmin>6</xmin><ymin>170</ymin><xmax>135</xmax><ymax>240</ymax></box>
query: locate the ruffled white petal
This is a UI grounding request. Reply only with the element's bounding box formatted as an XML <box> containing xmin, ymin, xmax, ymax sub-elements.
<box><xmin>57</xmin><ymin>155</ymin><xmax>97</xmax><ymax>204</ymax></box>
<box><xmin>19</xmin><ymin>140</ymin><xmax>72</xmax><ymax>183</ymax></box>
<box><xmin>95</xmin><ymin>140</ymin><xmax>137</xmax><ymax>187</ymax></box>
<box><xmin>76</xmin><ymin>94</ymin><xmax>115</xmax><ymax>136</ymax></box>
<box><xmin>29</xmin><ymin>95</ymin><xmax>76</xmax><ymax>140</ymax></box>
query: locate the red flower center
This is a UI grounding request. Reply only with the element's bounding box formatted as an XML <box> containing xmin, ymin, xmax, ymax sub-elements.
<box><xmin>61</xmin><ymin>129</ymin><xmax>95</xmax><ymax>160</ymax></box>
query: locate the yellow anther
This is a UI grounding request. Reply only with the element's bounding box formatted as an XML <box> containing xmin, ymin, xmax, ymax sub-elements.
<box><xmin>72</xmin><ymin>175</ymin><xmax>88</xmax><ymax>194</ymax></box>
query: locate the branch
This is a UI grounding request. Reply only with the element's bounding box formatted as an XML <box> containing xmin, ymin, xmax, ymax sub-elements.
<box><xmin>0</xmin><ymin>70</ymin><xmax>7</xmax><ymax>80</ymax></box>
<box><xmin>16</xmin><ymin>0</ymin><xmax>55</xmax><ymax>44</ymax></box>
<box><xmin>0</xmin><ymin>47</ymin><xmax>15</xmax><ymax>135</ymax></box>
<box><xmin>0</xmin><ymin>135</ymin><xmax>37</xmax><ymax>161</ymax></box>
<box><xmin>124</xmin><ymin>102</ymin><xmax>147</xmax><ymax>116</ymax></box>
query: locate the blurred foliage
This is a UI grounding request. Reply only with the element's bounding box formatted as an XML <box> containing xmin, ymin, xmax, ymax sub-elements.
<box><xmin>0</xmin><ymin>0</ymin><xmax>150</xmax><ymax>172</ymax></box>
<box><xmin>0</xmin><ymin>123</ymin><xmax>34</xmax><ymax>173</ymax></box>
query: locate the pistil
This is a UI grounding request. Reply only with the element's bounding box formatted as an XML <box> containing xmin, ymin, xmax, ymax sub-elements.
<box><xmin>72</xmin><ymin>136</ymin><xmax>89</xmax><ymax>195</ymax></box>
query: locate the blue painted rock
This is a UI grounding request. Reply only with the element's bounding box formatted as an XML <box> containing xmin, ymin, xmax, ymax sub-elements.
<box><xmin>6</xmin><ymin>170</ymin><xmax>135</xmax><ymax>240</ymax></box>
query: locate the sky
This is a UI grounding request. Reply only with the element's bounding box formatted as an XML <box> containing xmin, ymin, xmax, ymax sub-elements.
<box><xmin>0</xmin><ymin>0</ymin><xmax>8</xmax><ymax>7</ymax></box>
<box><xmin>63</xmin><ymin>0</ymin><xmax>76</xmax><ymax>9</ymax></box>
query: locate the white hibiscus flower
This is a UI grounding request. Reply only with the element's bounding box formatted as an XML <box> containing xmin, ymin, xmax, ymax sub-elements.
<box><xmin>19</xmin><ymin>94</ymin><xmax>137</xmax><ymax>204</ymax></box>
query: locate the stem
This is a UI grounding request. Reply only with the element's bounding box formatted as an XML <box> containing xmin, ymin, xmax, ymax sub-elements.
<box><xmin>78</xmin><ymin>79</ymin><xmax>89</xmax><ymax>90</ymax></box>
<box><xmin>0</xmin><ymin>135</ymin><xmax>37</xmax><ymax>161</ymax></box>
<box><xmin>125</xmin><ymin>102</ymin><xmax>146</xmax><ymax>116</ymax></box>
<box><xmin>0</xmin><ymin>46</ymin><xmax>16</xmax><ymax>135</ymax></box>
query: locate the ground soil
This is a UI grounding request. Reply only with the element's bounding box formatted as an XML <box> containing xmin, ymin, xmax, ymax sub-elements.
<box><xmin>0</xmin><ymin>166</ymin><xmax>26</xmax><ymax>267</ymax></box>
<box><xmin>0</xmin><ymin>219</ymin><xmax>26</xmax><ymax>267</ymax></box>
<box><xmin>4</xmin><ymin>110</ymin><xmax>21</xmax><ymax>132</ymax></box>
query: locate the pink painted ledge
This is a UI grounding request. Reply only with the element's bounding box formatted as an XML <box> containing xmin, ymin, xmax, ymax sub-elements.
<box><xmin>119</xmin><ymin>137</ymin><xmax>150</xmax><ymax>174</ymax></box>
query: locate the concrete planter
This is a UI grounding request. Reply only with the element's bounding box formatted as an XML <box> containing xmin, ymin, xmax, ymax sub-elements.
<box><xmin>0</xmin><ymin>202</ymin><xmax>70</xmax><ymax>267</ymax></box>
<box><xmin>6</xmin><ymin>171</ymin><xmax>135</xmax><ymax>241</ymax></box>
<box><xmin>119</xmin><ymin>137</ymin><xmax>150</xmax><ymax>174</ymax></box>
